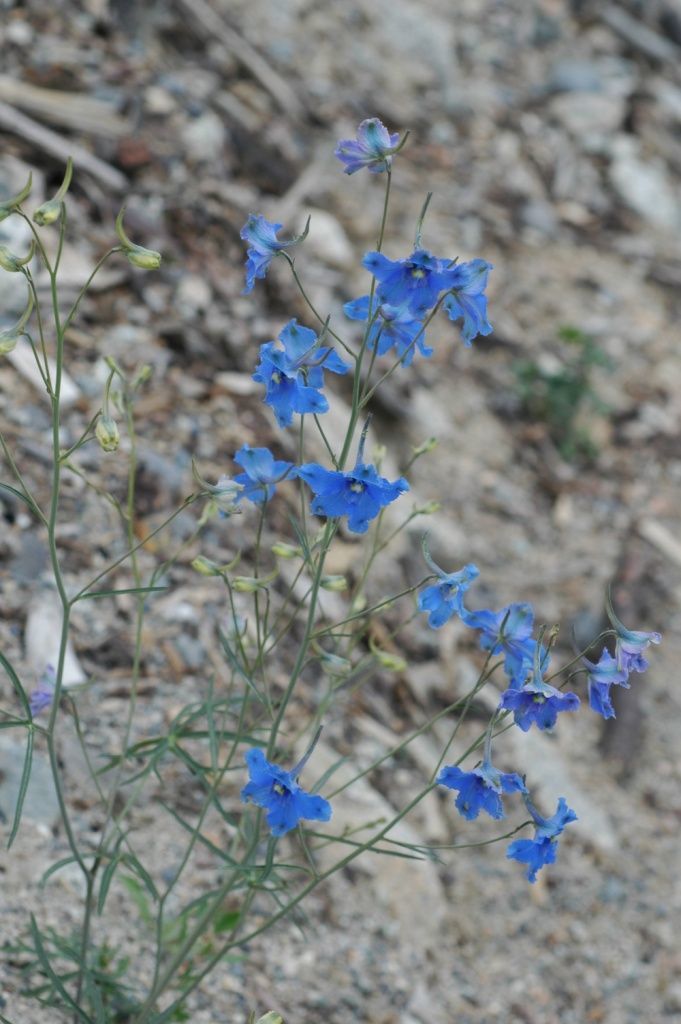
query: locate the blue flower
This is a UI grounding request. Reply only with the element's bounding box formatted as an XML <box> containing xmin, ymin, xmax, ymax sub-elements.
<box><xmin>605</xmin><ymin>592</ymin><xmax>662</xmax><ymax>674</ymax></box>
<box><xmin>253</xmin><ymin>319</ymin><xmax>350</xmax><ymax>427</ymax></box>
<box><xmin>240</xmin><ymin>214</ymin><xmax>296</xmax><ymax>294</ymax></box>
<box><xmin>362</xmin><ymin>248</ymin><xmax>459</xmax><ymax>317</ymax></box>
<box><xmin>443</xmin><ymin>259</ymin><xmax>493</xmax><ymax>346</ymax></box>
<box><xmin>460</xmin><ymin>603</ymin><xmax>537</xmax><ymax>689</ymax></box>
<box><xmin>29</xmin><ymin>664</ymin><xmax>56</xmax><ymax>717</ymax></box>
<box><xmin>507</xmin><ymin>796</ymin><xmax>577</xmax><ymax>883</ymax></box>
<box><xmin>499</xmin><ymin>662</ymin><xmax>580</xmax><ymax>732</ymax></box>
<box><xmin>582</xmin><ymin>648</ymin><xmax>629</xmax><ymax>719</ymax></box>
<box><xmin>241</xmin><ymin>748</ymin><xmax>332</xmax><ymax>836</ymax></box>
<box><xmin>343</xmin><ymin>295</ymin><xmax>432</xmax><ymax>366</ymax></box>
<box><xmin>334</xmin><ymin>118</ymin><xmax>401</xmax><ymax>175</ymax></box>
<box><xmin>233</xmin><ymin>445</ymin><xmax>295</xmax><ymax>505</ymax></box>
<box><xmin>418</xmin><ymin>563</ymin><xmax>480</xmax><ymax>629</ymax></box>
<box><xmin>297</xmin><ymin>457</ymin><xmax>409</xmax><ymax>534</ymax></box>
<box><xmin>438</xmin><ymin>760</ymin><xmax>526</xmax><ymax>821</ymax></box>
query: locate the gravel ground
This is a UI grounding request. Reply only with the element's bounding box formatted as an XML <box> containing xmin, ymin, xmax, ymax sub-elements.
<box><xmin>1</xmin><ymin>1</ymin><xmax>680</xmax><ymax>1021</ymax></box>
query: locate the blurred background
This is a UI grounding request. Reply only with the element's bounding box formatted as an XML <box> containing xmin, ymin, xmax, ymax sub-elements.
<box><xmin>1</xmin><ymin>1</ymin><xmax>681</xmax><ymax>1022</ymax></box>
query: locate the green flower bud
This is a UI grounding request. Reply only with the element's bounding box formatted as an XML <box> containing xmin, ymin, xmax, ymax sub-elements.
<box><xmin>271</xmin><ymin>541</ymin><xmax>302</xmax><ymax>559</ymax></box>
<box><xmin>0</xmin><ymin>292</ymin><xmax>33</xmax><ymax>355</ymax></box>
<box><xmin>0</xmin><ymin>240</ymin><xmax>35</xmax><ymax>272</ymax></box>
<box><xmin>415</xmin><ymin>500</ymin><xmax>441</xmax><ymax>515</ymax></box>
<box><xmin>191</xmin><ymin>556</ymin><xmax>222</xmax><ymax>576</ymax></box>
<box><xmin>192</xmin><ymin>460</ymin><xmax>243</xmax><ymax>516</ymax></box>
<box><xmin>256</xmin><ymin>1014</ymin><xmax>284</xmax><ymax>1024</ymax></box>
<box><xmin>0</xmin><ymin>172</ymin><xmax>32</xmax><ymax>223</ymax></box>
<box><xmin>131</xmin><ymin>363</ymin><xmax>153</xmax><ymax>390</ymax></box>
<box><xmin>115</xmin><ymin>207</ymin><xmax>162</xmax><ymax>270</ymax></box>
<box><xmin>232</xmin><ymin>569</ymin><xmax>277</xmax><ymax>592</ymax></box>
<box><xmin>369</xmin><ymin>637</ymin><xmax>407</xmax><ymax>672</ymax></box>
<box><xmin>318</xmin><ymin>651</ymin><xmax>352</xmax><ymax>676</ymax></box>
<box><xmin>412</xmin><ymin>436</ymin><xmax>438</xmax><ymax>457</ymax></box>
<box><xmin>320</xmin><ymin>574</ymin><xmax>348</xmax><ymax>591</ymax></box>
<box><xmin>33</xmin><ymin>158</ymin><xmax>73</xmax><ymax>226</ymax></box>
<box><xmin>95</xmin><ymin>414</ymin><xmax>120</xmax><ymax>452</ymax></box>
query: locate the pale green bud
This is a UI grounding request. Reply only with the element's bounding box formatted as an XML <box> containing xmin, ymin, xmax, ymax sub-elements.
<box><xmin>412</xmin><ymin>436</ymin><xmax>438</xmax><ymax>457</ymax></box>
<box><xmin>271</xmin><ymin>541</ymin><xmax>302</xmax><ymax>559</ymax></box>
<box><xmin>415</xmin><ymin>500</ymin><xmax>441</xmax><ymax>515</ymax></box>
<box><xmin>192</xmin><ymin>556</ymin><xmax>221</xmax><ymax>576</ymax></box>
<box><xmin>95</xmin><ymin>414</ymin><xmax>120</xmax><ymax>452</ymax></box>
<box><xmin>115</xmin><ymin>207</ymin><xmax>162</xmax><ymax>270</ymax></box>
<box><xmin>131</xmin><ymin>363</ymin><xmax>153</xmax><ymax>390</ymax></box>
<box><xmin>0</xmin><ymin>240</ymin><xmax>35</xmax><ymax>272</ymax></box>
<box><xmin>192</xmin><ymin>460</ymin><xmax>243</xmax><ymax>516</ymax></box>
<box><xmin>0</xmin><ymin>292</ymin><xmax>33</xmax><ymax>355</ymax></box>
<box><xmin>256</xmin><ymin>1015</ymin><xmax>284</xmax><ymax>1024</ymax></box>
<box><xmin>232</xmin><ymin>569</ymin><xmax>277</xmax><ymax>592</ymax></box>
<box><xmin>320</xmin><ymin>574</ymin><xmax>348</xmax><ymax>592</ymax></box>
<box><xmin>370</xmin><ymin>637</ymin><xmax>407</xmax><ymax>672</ymax></box>
<box><xmin>33</xmin><ymin>158</ymin><xmax>73</xmax><ymax>226</ymax></box>
<box><xmin>318</xmin><ymin>651</ymin><xmax>352</xmax><ymax>676</ymax></box>
<box><xmin>0</xmin><ymin>173</ymin><xmax>32</xmax><ymax>222</ymax></box>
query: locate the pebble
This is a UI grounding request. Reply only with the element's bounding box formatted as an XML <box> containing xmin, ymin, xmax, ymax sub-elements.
<box><xmin>609</xmin><ymin>136</ymin><xmax>681</xmax><ymax>232</ymax></box>
<box><xmin>181</xmin><ymin>111</ymin><xmax>227</xmax><ymax>162</ymax></box>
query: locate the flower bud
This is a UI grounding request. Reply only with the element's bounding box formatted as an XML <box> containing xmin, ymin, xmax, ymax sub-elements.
<box><xmin>256</xmin><ymin>1015</ymin><xmax>284</xmax><ymax>1024</ymax></box>
<box><xmin>0</xmin><ymin>240</ymin><xmax>35</xmax><ymax>273</ymax></box>
<box><xmin>0</xmin><ymin>173</ymin><xmax>32</xmax><ymax>223</ymax></box>
<box><xmin>370</xmin><ymin>637</ymin><xmax>407</xmax><ymax>672</ymax></box>
<box><xmin>95</xmin><ymin>414</ymin><xmax>120</xmax><ymax>452</ymax></box>
<box><xmin>320</xmin><ymin>574</ymin><xmax>348</xmax><ymax>592</ymax></box>
<box><xmin>415</xmin><ymin>500</ymin><xmax>441</xmax><ymax>515</ymax></box>
<box><xmin>115</xmin><ymin>207</ymin><xmax>162</xmax><ymax>270</ymax></box>
<box><xmin>191</xmin><ymin>556</ymin><xmax>221</xmax><ymax>576</ymax></box>
<box><xmin>412</xmin><ymin>436</ymin><xmax>438</xmax><ymax>457</ymax></box>
<box><xmin>131</xmin><ymin>363</ymin><xmax>153</xmax><ymax>390</ymax></box>
<box><xmin>318</xmin><ymin>651</ymin><xmax>352</xmax><ymax>676</ymax></box>
<box><xmin>232</xmin><ymin>569</ymin><xmax>277</xmax><ymax>592</ymax></box>
<box><xmin>33</xmin><ymin>158</ymin><xmax>73</xmax><ymax>226</ymax></box>
<box><xmin>0</xmin><ymin>292</ymin><xmax>33</xmax><ymax>355</ymax></box>
<box><xmin>271</xmin><ymin>541</ymin><xmax>301</xmax><ymax>559</ymax></box>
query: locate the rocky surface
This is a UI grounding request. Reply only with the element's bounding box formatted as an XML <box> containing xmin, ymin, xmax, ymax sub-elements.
<box><xmin>1</xmin><ymin>0</ymin><xmax>681</xmax><ymax>1021</ymax></box>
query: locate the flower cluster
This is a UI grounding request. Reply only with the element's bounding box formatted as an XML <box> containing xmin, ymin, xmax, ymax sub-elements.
<box><xmin>231</xmin><ymin>117</ymin><xmax>661</xmax><ymax>888</ymax></box>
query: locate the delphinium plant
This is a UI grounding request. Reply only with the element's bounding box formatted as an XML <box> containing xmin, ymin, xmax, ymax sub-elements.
<box><xmin>0</xmin><ymin>120</ymin><xmax>662</xmax><ymax>1023</ymax></box>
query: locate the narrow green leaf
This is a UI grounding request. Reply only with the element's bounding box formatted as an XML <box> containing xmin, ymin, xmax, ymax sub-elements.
<box><xmin>97</xmin><ymin>845</ymin><xmax>123</xmax><ymax>915</ymax></box>
<box><xmin>39</xmin><ymin>855</ymin><xmax>82</xmax><ymax>888</ymax></box>
<box><xmin>0</xmin><ymin>650</ymin><xmax>30</xmax><ymax>717</ymax></box>
<box><xmin>75</xmin><ymin>585</ymin><xmax>168</xmax><ymax>602</ymax></box>
<box><xmin>29</xmin><ymin>916</ymin><xmax>95</xmax><ymax>1023</ymax></box>
<box><xmin>0</xmin><ymin>481</ymin><xmax>41</xmax><ymax>519</ymax></box>
<box><xmin>121</xmin><ymin>851</ymin><xmax>158</xmax><ymax>901</ymax></box>
<box><xmin>8</xmin><ymin>727</ymin><xmax>34</xmax><ymax>848</ymax></box>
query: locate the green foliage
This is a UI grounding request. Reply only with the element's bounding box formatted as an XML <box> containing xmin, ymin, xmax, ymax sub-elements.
<box><xmin>512</xmin><ymin>325</ymin><xmax>611</xmax><ymax>461</ymax></box>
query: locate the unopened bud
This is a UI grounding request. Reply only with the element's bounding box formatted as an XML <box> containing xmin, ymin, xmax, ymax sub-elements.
<box><xmin>0</xmin><ymin>292</ymin><xmax>33</xmax><ymax>355</ymax></box>
<box><xmin>416</xmin><ymin>500</ymin><xmax>441</xmax><ymax>515</ymax></box>
<box><xmin>232</xmin><ymin>570</ymin><xmax>277</xmax><ymax>593</ymax></box>
<box><xmin>318</xmin><ymin>651</ymin><xmax>352</xmax><ymax>676</ymax></box>
<box><xmin>256</xmin><ymin>1015</ymin><xmax>284</xmax><ymax>1024</ymax></box>
<box><xmin>115</xmin><ymin>207</ymin><xmax>162</xmax><ymax>270</ymax></box>
<box><xmin>95</xmin><ymin>414</ymin><xmax>120</xmax><ymax>452</ymax></box>
<box><xmin>370</xmin><ymin>637</ymin><xmax>407</xmax><ymax>672</ymax></box>
<box><xmin>321</xmin><ymin>574</ymin><xmax>347</xmax><ymax>592</ymax></box>
<box><xmin>0</xmin><ymin>240</ymin><xmax>35</xmax><ymax>273</ymax></box>
<box><xmin>192</xmin><ymin>556</ymin><xmax>221</xmax><ymax>576</ymax></box>
<box><xmin>0</xmin><ymin>173</ymin><xmax>32</xmax><ymax>223</ymax></box>
<box><xmin>271</xmin><ymin>541</ymin><xmax>302</xmax><ymax>559</ymax></box>
<box><xmin>131</xmin><ymin>363</ymin><xmax>153</xmax><ymax>390</ymax></box>
<box><xmin>33</xmin><ymin>158</ymin><xmax>73</xmax><ymax>226</ymax></box>
<box><xmin>412</xmin><ymin>436</ymin><xmax>438</xmax><ymax>457</ymax></box>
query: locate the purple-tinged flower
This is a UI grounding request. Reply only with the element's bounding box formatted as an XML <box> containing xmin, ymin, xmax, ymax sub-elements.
<box><xmin>443</xmin><ymin>259</ymin><xmax>493</xmax><ymax>346</ymax></box>
<box><xmin>240</xmin><ymin>214</ymin><xmax>296</xmax><ymax>294</ymax></box>
<box><xmin>343</xmin><ymin>295</ymin><xmax>432</xmax><ymax>366</ymax></box>
<box><xmin>438</xmin><ymin>760</ymin><xmax>526</xmax><ymax>821</ymax></box>
<box><xmin>605</xmin><ymin>591</ymin><xmax>662</xmax><ymax>674</ymax></box>
<box><xmin>418</xmin><ymin>560</ymin><xmax>479</xmax><ymax>629</ymax></box>
<box><xmin>334</xmin><ymin>118</ymin><xmax>401</xmax><ymax>175</ymax></box>
<box><xmin>507</xmin><ymin>795</ymin><xmax>577</xmax><ymax>883</ymax></box>
<box><xmin>500</xmin><ymin>659</ymin><xmax>580</xmax><ymax>732</ymax></box>
<box><xmin>233</xmin><ymin>445</ymin><xmax>295</xmax><ymax>505</ymax></box>
<box><xmin>460</xmin><ymin>602</ymin><xmax>537</xmax><ymax>689</ymax></box>
<box><xmin>241</xmin><ymin>747</ymin><xmax>331</xmax><ymax>836</ymax></box>
<box><xmin>297</xmin><ymin>430</ymin><xmax>408</xmax><ymax>535</ymax></box>
<box><xmin>582</xmin><ymin>648</ymin><xmax>629</xmax><ymax>720</ymax></box>
<box><xmin>253</xmin><ymin>319</ymin><xmax>349</xmax><ymax>427</ymax></box>
<box><xmin>362</xmin><ymin>248</ymin><xmax>460</xmax><ymax>317</ymax></box>
<box><xmin>29</xmin><ymin>664</ymin><xmax>56</xmax><ymax>717</ymax></box>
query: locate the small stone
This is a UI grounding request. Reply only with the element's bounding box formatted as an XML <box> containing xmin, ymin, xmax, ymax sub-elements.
<box><xmin>176</xmin><ymin>273</ymin><xmax>212</xmax><ymax>315</ymax></box>
<box><xmin>550</xmin><ymin>94</ymin><xmax>625</xmax><ymax>153</ymax></box>
<box><xmin>181</xmin><ymin>111</ymin><xmax>226</xmax><ymax>162</ymax></box>
<box><xmin>145</xmin><ymin>86</ymin><xmax>177</xmax><ymax>116</ymax></box>
<box><xmin>609</xmin><ymin>136</ymin><xmax>681</xmax><ymax>233</ymax></box>
<box><xmin>302</xmin><ymin>209</ymin><xmax>354</xmax><ymax>269</ymax></box>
